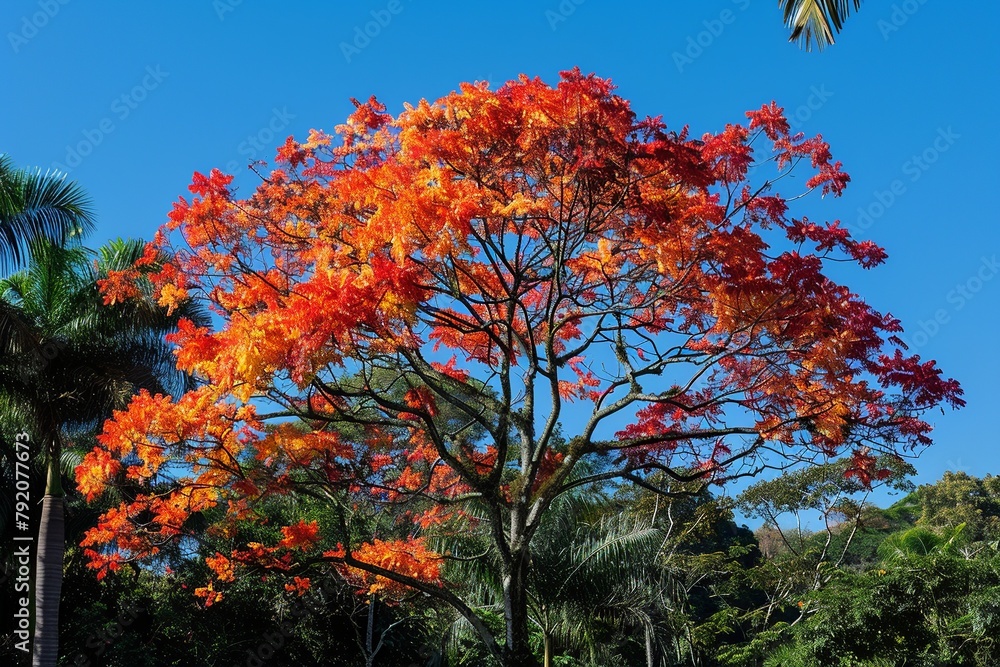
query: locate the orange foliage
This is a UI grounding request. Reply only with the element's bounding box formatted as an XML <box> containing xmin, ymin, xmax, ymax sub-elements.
<box><xmin>277</xmin><ymin>520</ymin><xmax>321</xmax><ymax>550</ymax></box>
<box><xmin>284</xmin><ymin>576</ymin><xmax>312</xmax><ymax>596</ymax></box>
<box><xmin>78</xmin><ymin>70</ymin><xmax>961</xmax><ymax>609</ymax></box>
<box><xmin>345</xmin><ymin>538</ymin><xmax>442</xmax><ymax>599</ymax></box>
<box><xmin>205</xmin><ymin>553</ymin><xmax>236</xmax><ymax>582</ymax></box>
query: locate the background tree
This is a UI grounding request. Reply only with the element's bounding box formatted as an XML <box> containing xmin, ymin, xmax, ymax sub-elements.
<box><xmin>913</xmin><ymin>471</ymin><xmax>1000</xmax><ymax>544</ymax></box>
<box><xmin>738</xmin><ymin>454</ymin><xmax>915</xmax><ymax>584</ymax></box>
<box><xmin>77</xmin><ymin>71</ymin><xmax>961</xmax><ymax>667</ymax></box>
<box><xmin>761</xmin><ymin>523</ymin><xmax>1000</xmax><ymax>666</ymax></box>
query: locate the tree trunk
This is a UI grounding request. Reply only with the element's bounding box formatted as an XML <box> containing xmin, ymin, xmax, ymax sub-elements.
<box><xmin>32</xmin><ymin>449</ymin><xmax>64</xmax><ymax>667</ymax></box>
<box><xmin>365</xmin><ymin>596</ymin><xmax>375</xmax><ymax>667</ymax></box>
<box><xmin>32</xmin><ymin>497</ymin><xmax>64</xmax><ymax>666</ymax></box>
<box><xmin>502</xmin><ymin>551</ymin><xmax>538</xmax><ymax>667</ymax></box>
<box><xmin>543</xmin><ymin>632</ymin><xmax>552</xmax><ymax>667</ymax></box>
<box><xmin>645</xmin><ymin>624</ymin><xmax>654</xmax><ymax>667</ymax></box>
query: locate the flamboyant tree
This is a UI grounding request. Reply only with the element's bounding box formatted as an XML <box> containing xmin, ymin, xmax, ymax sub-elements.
<box><xmin>76</xmin><ymin>70</ymin><xmax>962</xmax><ymax>666</ymax></box>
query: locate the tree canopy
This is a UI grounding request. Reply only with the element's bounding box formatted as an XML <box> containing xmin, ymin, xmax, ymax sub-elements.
<box><xmin>75</xmin><ymin>70</ymin><xmax>962</xmax><ymax>666</ymax></box>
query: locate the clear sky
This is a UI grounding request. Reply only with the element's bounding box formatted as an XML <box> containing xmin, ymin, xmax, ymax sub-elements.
<box><xmin>2</xmin><ymin>0</ymin><xmax>997</xmax><ymax>505</ymax></box>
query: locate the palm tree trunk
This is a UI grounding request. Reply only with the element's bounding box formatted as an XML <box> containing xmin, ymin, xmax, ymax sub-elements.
<box><xmin>32</xmin><ymin>445</ymin><xmax>64</xmax><ymax>667</ymax></box>
<box><xmin>543</xmin><ymin>632</ymin><xmax>552</xmax><ymax>667</ymax></box>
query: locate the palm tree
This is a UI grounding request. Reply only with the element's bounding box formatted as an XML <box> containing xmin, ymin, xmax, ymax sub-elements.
<box><xmin>437</xmin><ymin>491</ymin><xmax>674</xmax><ymax>667</ymax></box>
<box><xmin>0</xmin><ymin>238</ymin><xmax>208</xmax><ymax>667</ymax></box>
<box><xmin>527</xmin><ymin>494</ymin><xmax>671</xmax><ymax>667</ymax></box>
<box><xmin>779</xmin><ymin>0</ymin><xmax>863</xmax><ymax>50</ymax></box>
<box><xmin>0</xmin><ymin>158</ymin><xmax>94</xmax><ymax>599</ymax></box>
<box><xmin>1</xmin><ymin>155</ymin><xmax>95</xmax><ymax>356</ymax></box>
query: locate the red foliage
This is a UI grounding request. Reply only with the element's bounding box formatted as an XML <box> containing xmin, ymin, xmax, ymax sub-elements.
<box><xmin>80</xmin><ymin>69</ymin><xmax>961</xmax><ymax>608</ymax></box>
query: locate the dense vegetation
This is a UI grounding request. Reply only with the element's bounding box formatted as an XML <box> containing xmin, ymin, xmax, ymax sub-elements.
<box><xmin>5</xmin><ymin>435</ymin><xmax>999</xmax><ymax>666</ymax></box>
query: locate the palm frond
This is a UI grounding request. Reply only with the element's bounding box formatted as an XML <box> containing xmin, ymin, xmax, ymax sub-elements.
<box><xmin>780</xmin><ymin>0</ymin><xmax>863</xmax><ymax>50</ymax></box>
<box><xmin>0</xmin><ymin>156</ymin><xmax>95</xmax><ymax>272</ymax></box>
<box><xmin>0</xmin><ymin>297</ymin><xmax>44</xmax><ymax>360</ymax></box>
<box><xmin>877</xmin><ymin>524</ymin><xmax>966</xmax><ymax>560</ymax></box>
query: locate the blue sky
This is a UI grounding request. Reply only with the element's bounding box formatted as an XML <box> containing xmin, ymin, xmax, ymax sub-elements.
<box><xmin>2</xmin><ymin>0</ymin><xmax>998</xmax><ymax>506</ymax></box>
